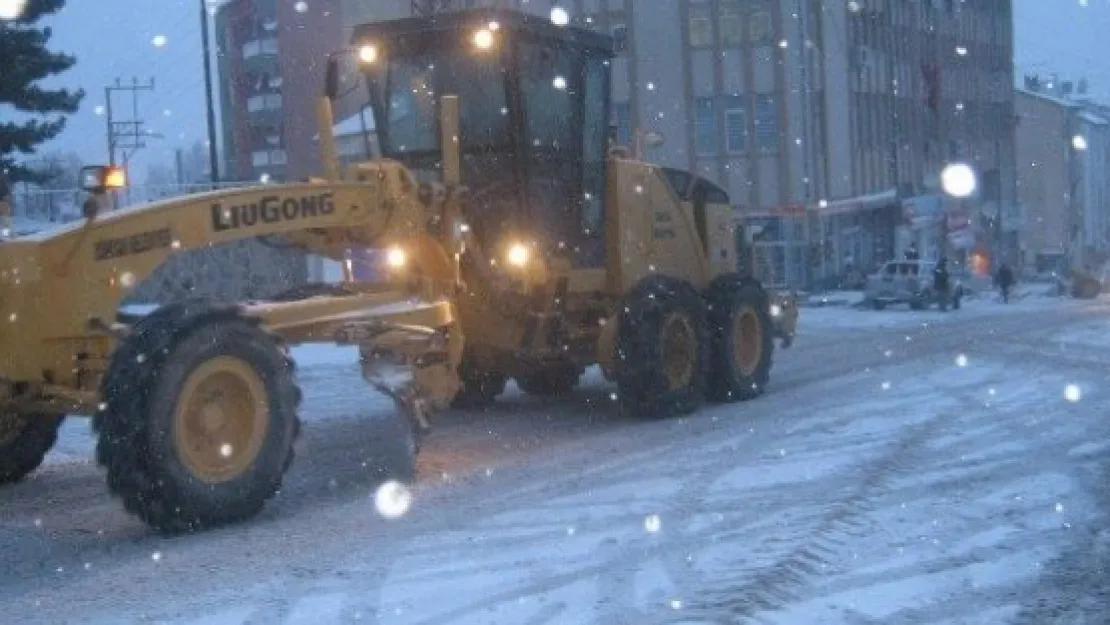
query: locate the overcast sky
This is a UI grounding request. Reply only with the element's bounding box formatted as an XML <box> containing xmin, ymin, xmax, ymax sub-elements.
<box><xmin>27</xmin><ymin>0</ymin><xmax>1110</xmax><ymax>182</ymax></box>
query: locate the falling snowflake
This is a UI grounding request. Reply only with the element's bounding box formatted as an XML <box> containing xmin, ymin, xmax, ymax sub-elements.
<box><xmin>644</xmin><ymin>514</ymin><xmax>662</xmax><ymax>533</ymax></box>
<box><xmin>374</xmin><ymin>480</ymin><xmax>413</xmax><ymax>519</ymax></box>
<box><xmin>1064</xmin><ymin>384</ymin><xmax>1081</xmax><ymax>403</ymax></box>
<box><xmin>955</xmin><ymin>354</ymin><xmax>968</xmax><ymax>367</ymax></box>
<box><xmin>151</xmin><ymin>551</ymin><xmax>163</xmax><ymax>562</ymax></box>
<box><xmin>0</xmin><ymin>0</ymin><xmax>27</xmax><ymax>20</ymax></box>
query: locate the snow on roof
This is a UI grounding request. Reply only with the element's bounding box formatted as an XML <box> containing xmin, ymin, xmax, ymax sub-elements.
<box><xmin>1016</xmin><ymin>87</ymin><xmax>1080</xmax><ymax>109</ymax></box>
<box><xmin>1078</xmin><ymin>111</ymin><xmax>1109</xmax><ymax>126</ymax></box>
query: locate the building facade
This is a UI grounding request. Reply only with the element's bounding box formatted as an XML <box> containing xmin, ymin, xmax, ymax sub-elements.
<box><xmin>217</xmin><ymin>0</ymin><xmax>1016</xmax><ymax>288</ymax></box>
<box><xmin>1015</xmin><ymin>84</ymin><xmax>1110</xmax><ymax>274</ymax></box>
<box><xmin>215</xmin><ymin>0</ymin><xmax>344</xmax><ymax>182</ymax></box>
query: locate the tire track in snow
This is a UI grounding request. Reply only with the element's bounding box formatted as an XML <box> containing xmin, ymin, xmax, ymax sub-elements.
<box><xmin>669</xmin><ymin>377</ymin><xmax>1003</xmax><ymax>623</ymax></box>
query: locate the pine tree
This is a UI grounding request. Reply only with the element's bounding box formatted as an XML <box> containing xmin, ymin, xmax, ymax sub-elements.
<box><xmin>0</xmin><ymin>0</ymin><xmax>84</xmax><ymax>183</ymax></box>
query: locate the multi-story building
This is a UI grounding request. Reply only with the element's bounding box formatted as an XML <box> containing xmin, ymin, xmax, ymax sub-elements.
<box><xmin>1015</xmin><ymin>81</ymin><xmax>1110</xmax><ymax>274</ymax></box>
<box><xmin>218</xmin><ymin>0</ymin><xmax>1016</xmax><ymax>287</ymax></box>
<box><xmin>215</xmin><ymin>0</ymin><xmax>343</xmax><ymax>182</ymax></box>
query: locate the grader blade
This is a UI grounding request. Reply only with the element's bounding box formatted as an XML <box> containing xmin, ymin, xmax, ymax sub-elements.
<box><xmin>243</xmin><ymin>293</ymin><xmax>462</xmax><ymax>438</ymax></box>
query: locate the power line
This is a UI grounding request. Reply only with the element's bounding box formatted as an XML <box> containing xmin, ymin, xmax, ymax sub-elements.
<box><xmin>104</xmin><ymin>77</ymin><xmax>160</xmax><ymax>168</ymax></box>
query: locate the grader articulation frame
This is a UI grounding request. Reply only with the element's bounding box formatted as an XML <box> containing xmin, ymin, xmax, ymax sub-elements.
<box><xmin>0</xmin><ymin>8</ymin><xmax>776</xmax><ymax>533</ymax></box>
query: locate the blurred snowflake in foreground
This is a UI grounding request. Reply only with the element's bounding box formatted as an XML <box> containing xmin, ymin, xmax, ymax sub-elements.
<box><xmin>1064</xmin><ymin>384</ymin><xmax>1081</xmax><ymax>403</ymax></box>
<box><xmin>375</xmin><ymin>480</ymin><xmax>413</xmax><ymax>519</ymax></box>
<box><xmin>644</xmin><ymin>514</ymin><xmax>662</xmax><ymax>533</ymax></box>
<box><xmin>0</xmin><ymin>0</ymin><xmax>27</xmax><ymax>20</ymax></box>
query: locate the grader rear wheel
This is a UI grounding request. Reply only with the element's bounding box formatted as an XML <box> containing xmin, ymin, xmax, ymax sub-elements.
<box><xmin>94</xmin><ymin>302</ymin><xmax>301</xmax><ymax>534</ymax></box>
<box><xmin>615</xmin><ymin>278</ymin><xmax>709</xmax><ymax>418</ymax></box>
<box><xmin>706</xmin><ymin>276</ymin><xmax>775</xmax><ymax>402</ymax></box>
<box><xmin>0</xmin><ymin>413</ymin><xmax>64</xmax><ymax>484</ymax></box>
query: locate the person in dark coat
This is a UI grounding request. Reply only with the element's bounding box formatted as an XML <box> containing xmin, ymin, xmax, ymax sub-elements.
<box><xmin>933</xmin><ymin>256</ymin><xmax>951</xmax><ymax>311</ymax></box>
<box><xmin>996</xmin><ymin>262</ymin><xmax>1015</xmax><ymax>303</ymax></box>
<box><xmin>0</xmin><ymin>169</ymin><xmax>12</xmax><ymax>237</ymax></box>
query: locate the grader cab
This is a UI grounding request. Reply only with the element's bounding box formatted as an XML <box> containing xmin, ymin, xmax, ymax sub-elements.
<box><xmin>0</xmin><ymin>8</ymin><xmax>777</xmax><ymax>534</ymax></box>
<box><xmin>352</xmin><ymin>9</ymin><xmax>776</xmax><ymax>406</ymax></box>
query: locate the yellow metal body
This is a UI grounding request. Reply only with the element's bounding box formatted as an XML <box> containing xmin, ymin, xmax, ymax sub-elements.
<box><xmin>0</xmin><ymin>156</ymin><xmax>464</xmax><ymax>416</ymax></box>
<box><xmin>451</xmin><ymin>155</ymin><xmax>744</xmax><ymax>379</ymax></box>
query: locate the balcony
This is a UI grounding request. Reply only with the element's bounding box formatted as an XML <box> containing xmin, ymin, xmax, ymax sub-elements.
<box><xmin>242</xmin><ymin>38</ymin><xmax>278</xmax><ymax>59</ymax></box>
<box><xmin>246</xmin><ymin>93</ymin><xmax>282</xmax><ymax>113</ymax></box>
<box><xmin>252</xmin><ymin>149</ymin><xmax>288</xmax><ymax>167</ymax></box>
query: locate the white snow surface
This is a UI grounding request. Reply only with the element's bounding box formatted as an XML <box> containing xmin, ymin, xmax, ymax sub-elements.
<box><xmin>7</xmin><ymin>295</ymin><xmax>1110</xmax><ymax>625</ymax></box>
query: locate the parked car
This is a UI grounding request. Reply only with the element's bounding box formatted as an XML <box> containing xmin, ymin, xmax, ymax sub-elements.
<box><xmin>863</xmin><ymin>260</ymin><xmax>965</xmax><ymax>310</ymax></box>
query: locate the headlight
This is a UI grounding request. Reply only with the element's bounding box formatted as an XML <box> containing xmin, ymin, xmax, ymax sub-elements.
<box><xmin>506</xmin><ymin>242</ymin><xmax>529</xmax><ymax>268</ymax></box>
<box><xmin>358</xmin><ymin>44</ymin><xmax>378</xmax><ymax>64</ymax></box>
<box><xmin>473</xmin><ymin>28</ymin><xmax>495</xmax><ymax>50</ymax></box>
<box><xmin>770</xmin><ymin>304</ymin><xmax>783</xmax><ymax>318</ymax></box>
<box><xmin>385</xmin><ymin>246</ymin><xmax>406</xmax><ymax>269</ymax></box>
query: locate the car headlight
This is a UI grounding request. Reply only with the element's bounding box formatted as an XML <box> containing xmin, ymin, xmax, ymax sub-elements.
<box><xmin>506</xmin><ymin>242</ymin><xmax>529</xmax><ymax>268</ymax></box>
<box><xmin>385</xmin><ymin>246</ymin><xmax>406</xmax><ymax>269</ymax></box>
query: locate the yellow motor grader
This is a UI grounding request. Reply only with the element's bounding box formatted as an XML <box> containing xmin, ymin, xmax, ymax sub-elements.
<box><xmin>0</xmin><ymin>8</ymin><xmax>776</xmax><ymax>533</ymax></box>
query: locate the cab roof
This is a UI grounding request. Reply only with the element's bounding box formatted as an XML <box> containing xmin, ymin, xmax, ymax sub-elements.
<box><xmin>350</xmin><ymin>7</ymin><xmax>615</xmax><ymax>56</ymax></box>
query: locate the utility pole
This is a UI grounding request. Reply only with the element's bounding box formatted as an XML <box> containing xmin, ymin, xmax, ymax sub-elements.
<box><xmin>104</xmin><ymin>77</ymin><xmax>159</xmax><ymax>209</ymax></box>
<box><xmin>200</xmin><ymin>0</ymin><xmax>221</xmax><ymax>186</ymax></box>
<box><xmin>104</xmin><ymin>77</ymin><xmax>156</xmax><ymax>166</ymax></box>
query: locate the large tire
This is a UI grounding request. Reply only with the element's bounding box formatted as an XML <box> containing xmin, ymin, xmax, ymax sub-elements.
<box><xmin>93</xmin><ymin>301</ymin><xmax>302</xmax><ymax>534</ymax></box>
<box><xmin>705</xmin><ymin>275</ymin><xmax>775</xmax><ymax>402</ymax></box>
<box><xmin>450</xmin><ymin>348</ymin><xmax>506</xmax><ymax>409</ymax></box>
<box><xmin>515</xmin><ymin>363</ymin><xmax>580</xmax><ymax>398</ymax></box>
<box><xmin>615</xmin><ymin>277</ymin><xmax>709</xmax><ymax>418</ymax></box>
<box><xmin>0</xmin><ymin>413</ymin><xmax>64</xmax><ymax>484</ymax></box>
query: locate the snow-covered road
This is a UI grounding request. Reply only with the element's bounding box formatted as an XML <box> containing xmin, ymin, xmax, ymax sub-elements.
<box><xmin>2</xmin><ymin>294</ymin><xmax>1109</xmax><ymax>624</ymax></box>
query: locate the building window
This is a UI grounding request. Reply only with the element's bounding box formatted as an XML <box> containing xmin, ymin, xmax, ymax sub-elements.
<box><xmin>688</xmin><ymin>4</ymin><xmax>712</xmax><ymax>48</ymax></box>
<box><xmin>720</xmin><ymin>2</ymin><xmax>743</xmax><ymax>46</ymax></box>
<box><xmin>612</xmin><ymin>23</ymin><xmax>629</xmax><ymax>53</ymax></box>
<box><xmin>242</xmin><ymin>38</ymin><xmax>277</xmax><ymax>59</ymax></box>
<box><xmin>252</xmin><ymin>149</ymin><xmax>287</xmax><ymax>166</ymax></box>
<box><xmin>247</xmin><ymin>93</ymin><xmax>282</xmax><ymax>112</ymax></box>
<box><xmin>725</xmin><ymin>95</ymin><xmax>747</xmax><ymax>153</ymax></box>
<box><xmin>694</xmin><ymin>97</ymin><xmax>717</xmax><ymax>154</ymax></box>
<box><xmin>750</xmin><ymin>11</ymin><xmax>773</xmax><ymax>45</ymax></box>
<box><xmin>613</xmin><ymin>101</ymin><xmax>631</xmax><ymax>146</ymax></box>
<box><xmin>754</xmin><ymin>94</ymin><xmax>778</xmax><ymax>152</ymax></box>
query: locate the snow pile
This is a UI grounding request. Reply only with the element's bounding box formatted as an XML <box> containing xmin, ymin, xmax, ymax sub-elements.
<box><xmin>3</xmin><ymin>215</ymin><xmax>68</xmax><ymax>238</ymax></box>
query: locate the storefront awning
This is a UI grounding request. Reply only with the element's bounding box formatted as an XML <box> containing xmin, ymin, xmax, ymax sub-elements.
<box><xmin>812</xmin><ymin>188</ymin><xmax>899</xmax><ymax>218</ymax></box>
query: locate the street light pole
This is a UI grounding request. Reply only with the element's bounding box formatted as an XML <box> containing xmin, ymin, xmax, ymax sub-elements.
<box><xmin>200</xmin><ymin>0</ymin><xmax>221</xmax><ymax>186</ymax></box>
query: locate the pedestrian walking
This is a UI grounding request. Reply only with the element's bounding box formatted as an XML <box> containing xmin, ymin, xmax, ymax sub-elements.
<box><xmin>934</xmin><ymin>256</ymin><xmax>951</xmax><ymax>312</ymax></box>
<box><xmin>995</xmin><ymin>262</ymin><xmax>1015</xmax><ymax>304</ymax></box>
<box><xmin>0</xmin><ymin>169</ymin><xmax>12</xmax><ymax>237</ymax></box>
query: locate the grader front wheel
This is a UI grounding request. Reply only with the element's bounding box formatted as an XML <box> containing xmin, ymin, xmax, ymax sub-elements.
<box><xmin>0</xmin><ymin>413</ymin><xmax>64</xmax><ymax>484</ymax></box>
<box><xmin>94</xmin><ymin>302</ymin><xmax>301</xmax><ymax>534</ymax></box>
